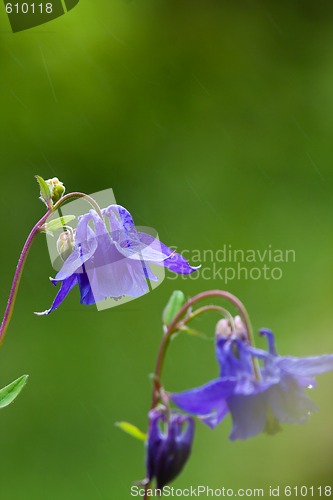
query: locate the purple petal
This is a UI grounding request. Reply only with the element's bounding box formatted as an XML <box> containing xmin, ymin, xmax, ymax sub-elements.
<box><xmin>267</xmin><ymin>376</ymin><xmax>318</xmax><ymax>424</ymax></box>
<box><xmin>104</xmin><ymin>204</ymin><xmax>140</xmax><ymax>244</ymax></box>
<box><xmin>198</xmin><ymin>400</ymin><xmax>229</xmax><ymax>429</ymax></box>
<box><xmin>138</xmin><ymin>233</ymin><xmax>200</xmax><ymax>274</ymax></box>
<box><xmin>104</xmin><ymin>204</ymin><xmax>199</xmax><ymax>273</ymax></box>
<box><xmin>216</xmin><ymin>339</ymin><xmax>254</xmax><ymax>378</ymax></box>
<box><xmin>55</xmin><ymin>216</ymin><xmax>97</xmax><ymax>281</ymax></box>
<box><xmin>35</xmin><ymin>274</ymin><xmax>78</xmax><ymax>315</ymax></box>
<box><xmin>76</xmin><ymin>271</ymin><xmax>104</xmax><ymax>305</ymax></box>
<box><xmin>259</xmin><ymin>329</ymin><xmax>278</xmax><ymax>355</ymax></box>
<box><xmin>228</xmin><ymin>392</ymin><xmax>268</xmax><ymax>440</ymax></box>
<box><xmin>277</xmin><ymin>355</ymin><xmax>333</xmax><ymax>377</ymax></box>
<box><xmin>171</xmin><ymin>379</ymin><xmax>236</xmax><ymax>416</ymax></box>
<box><xmin>113</xmin><ymin>232</ymin><xmax>172</xmax><ymax>263</ymax></box>
<box><xmin>108</xmin><ymin>204</ymin><xmax>137</xmax><ymax>234</ymax></box>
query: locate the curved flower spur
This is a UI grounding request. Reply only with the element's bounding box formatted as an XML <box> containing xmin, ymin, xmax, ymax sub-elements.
<box><xmin>37</xmin><ymin>204</ymin><xmax>199</xmax><ymax>314</ymax></box>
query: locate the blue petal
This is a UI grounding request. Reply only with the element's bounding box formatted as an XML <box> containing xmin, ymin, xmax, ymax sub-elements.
<box><xmin>76</xmin><ymin>271</ymin><xmax>101</xmax><ymax>305</ymax></box>
<box><xmin>171</xmin><ymin>379</ymin><xmax>236</xmax><ymax>416</ymax></box>
<box><xmin>55</xmin><ymin>215</ymin><xmax>98</xmax><ymax>280</ymax></box>
<box><xmin>267</xmin><ymin>376</ymin><xmax>318</xmax><ymax>424</ymax></box>
<box><xmin>216</xmin><ymin>339</ymin><xmax>254</xmax><ymax>378</ymax></box>
<box><xmin>228</xmin><ymin>392</ymin><xmax>268</xmax><ymax>440</ymax></box>
<box><xmin>114</xmin><ymin>231</ymin><xmax>173</xmax><ymax>263</ymax></box>
<box><xmin>138</xmin><ymin>233</ymin><xmax>200</xmax><ymax>274</ymax></box>
<box><xmin>104</xmin><ymin>204</ymin><xmax>199</xmax><ymax>271</ymax></box>
<box><xmin>35</xmin><ymin>274</ymin><xmax>78</xmax><ymax>315</ymax></box>
<box><xmin>277</xmin><ymin>355</ymin><xmax>333</xmax><ymax>377</ymax></box>
<box><xmin>259</xmin><ymin>329</ymin><xmax>278</xmax><ymax>355</ymax></box>
<box><xmin>198</xmin><ymin>400</ymin><xmax>229</xmax><ymax>429</ymax></box>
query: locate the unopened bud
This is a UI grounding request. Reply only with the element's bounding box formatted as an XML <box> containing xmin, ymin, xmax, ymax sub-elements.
<box><xmin>57</xmin><ymin>229</ymin><xmax>76</xmax><ymax>261</ymax></box>
<box><xmin>234</xmin><ymin>315</ymin><xmax>245</xmax><ymax>333</ymax></box>
<box><xmin>215</xmin><ymin>318</ymin><xmax>232</xmax><ymax>338</ymax></box>
<box><xmin>45</xmin><ymin>177</ymin><xmax>65</xmax><ymax>203</ymax></box>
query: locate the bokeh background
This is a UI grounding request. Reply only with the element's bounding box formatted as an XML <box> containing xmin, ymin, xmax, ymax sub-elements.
<box><xmin>1</xmin><ymin>1</ymin><xmax>333</xmax><ymax>498</ymax></box>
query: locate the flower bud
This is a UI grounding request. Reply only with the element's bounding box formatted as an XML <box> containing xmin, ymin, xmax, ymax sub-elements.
<box><xmin>45</xmin><ymin>177</ymin><xmax>65</xmax><ymax>203</ymax></box>
<box><xmin>56</xmin><ymin>229</ymin><xmax>76</xmax><ymax>261</ymax></box>
<box><xmin>146</xmin><ymin>409</ymin><xmax>194</xmax><ymax>489</ymax></box>
<box><xmin>215</xmin><ymin>318</ymin><xmax>232</xmax><ymax>338</ymax></box>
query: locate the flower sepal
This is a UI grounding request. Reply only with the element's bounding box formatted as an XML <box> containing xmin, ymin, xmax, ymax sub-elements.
<box><xmin>36</xmin><ymin>175</ymin><xmax>53</xmax><ymax>209</ymax></box>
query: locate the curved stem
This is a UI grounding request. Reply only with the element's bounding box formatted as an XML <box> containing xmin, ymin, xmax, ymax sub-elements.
<box><xmin>186</xmin><ymin>305</ymin><xmax>235</xmax><ymax>329</ymax></box>
<box><xmin>0</xmin><ymin>209</ymin><xmax>52</xmax><ymax>346</ymax></box>
<box><xmin>169</xmin><ymin>290</ymin><xmax>253</xmax><ymax>346</ymax></box>
<box><xmin>54</xmin><ymin>191</ymin><xmax>103</xmax><ymax>218</ymax></box>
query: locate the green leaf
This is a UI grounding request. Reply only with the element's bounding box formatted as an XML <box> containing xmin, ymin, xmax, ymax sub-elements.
<box><xmin>44</xmin><ymin>215</ymin><xmax>76</xmax><ymax>232</ymax></box>
<box><xmin>179</xmin><ymin>325</ymin><xmax>207</xmax><ymax>339</ymax></box>
<box><xmin>35</xmin><ymin>175</ymin><xmax>52</xmax><ymax>208</ymax></box>
<box><xmin>115</xmin><ymin>421</ymin><xmax>147</xmax><ymax>441</ymax></box>
<box><xmin>0</xmin><ymin>375</ymin><xmax>29</xmax><ymax>409</ymax></box>
<box><xmin>162</xmin><ymin>290</ymin><xmax>186</xmax><ymax>325</ymax></box>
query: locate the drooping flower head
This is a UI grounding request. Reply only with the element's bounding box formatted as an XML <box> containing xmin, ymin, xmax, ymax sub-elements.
<box><xmin>171</xmin><ymin>320</ymin><xmax>333</xmax><ymax>440</ymax></box>
<box><xmin>146</xmin><ymin>408</ymin><xmax>195</xmax><ymax>489</ymax></box>
<box><xmin>37</xmin><ymin>204</ymin><xmax>199</xmax><ymax>315</ymax></box>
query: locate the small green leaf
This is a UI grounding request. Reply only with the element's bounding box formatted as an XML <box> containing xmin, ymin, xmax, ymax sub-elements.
<box><xmin>179</xmin><ymin>325</ymin><xmax>207</xmax><ymax>339</ymax></box>
<box><xmin>35</xmin><ymin>175</ymin><xmax>52</xmax><ymax>208</ymax></box>
<box><xmin>44</xmin><ymin>215</ymin><xmax>76</xmax><ymax>232</ymax></box>
<box><xmin>115</xmin><ymin>421</ymin><xmax>147</xmax><ymax>441</ymax></box>
<box><xmin>162</xmin><ymin>290</ymin><xmax>186</xmax><ymax>325</ymax></box>
<box><xmin>0</xmin><ymin>375</ymin><xmax>29</xmax><ymax>409</ymax></box>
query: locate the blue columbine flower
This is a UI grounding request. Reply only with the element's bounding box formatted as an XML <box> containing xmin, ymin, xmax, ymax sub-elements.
<box><xmin>171</xmin><ymin>326</ymin><xmax>333</xmax><ymax>440</ymax></box>
<box><xmin>37</xmin><ymin>204</ymin><xmax>199</xmax><ymax>315</ymax></box>
<box><xmin>146</xmin><ymin>408</ymin><xmax>195</xmax><ymax>489</ymax></box>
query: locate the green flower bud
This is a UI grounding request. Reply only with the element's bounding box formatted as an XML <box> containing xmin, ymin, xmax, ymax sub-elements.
<box><xmin>45</xmin><ymin>177</ymin><xmax>65</xmax><ymax>203</ymax></box>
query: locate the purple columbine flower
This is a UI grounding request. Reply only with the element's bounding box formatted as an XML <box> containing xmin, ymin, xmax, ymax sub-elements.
<box><xmin>171</xmin><ymin>327</ymin><xmax>333</xmax><ymax>440</ymax></box>
<box><xmin>146</xmin><ymin>408</ymin><xmax>195</xmax><ymax>489</ymax></box>
<box><xmin>37</xmin><ymin>205</ymin><xmax>199</xmax><ymax>315</ymax></box>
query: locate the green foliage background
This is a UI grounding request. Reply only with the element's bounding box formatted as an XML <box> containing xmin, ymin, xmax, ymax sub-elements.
<box><xmin>0</xmin><ymin>1</ymin><xmax>333</xmax><ymax>498</ymax></box>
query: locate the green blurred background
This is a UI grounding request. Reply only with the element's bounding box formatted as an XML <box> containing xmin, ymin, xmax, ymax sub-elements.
<box><xmin>1</xmin><ymin>1</ymin><xmax>333</xmax><ymax>498</ymax></box>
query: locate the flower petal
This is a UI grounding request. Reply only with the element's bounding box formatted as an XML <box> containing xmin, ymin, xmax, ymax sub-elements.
<box><xmin>171</xmin><ymin>379</ymin><xmax>236</xmax><ymax>416</ymax></box>
<box><xmin>198</xmin><ymin>400</ymin><xmax>229</xmax><ymax>429</ymax></box>
<box><xmin>104</xmin><ymin>204</ymin><xmax>199</xmax><ymax>272</ymax></box>
<box><xmin>76</xmin><ymin>270</ymin><xmax>105</xmax><ymax>305</ymax></box>
<box><xmin>277</xmin><ymin>355</ymin><xmax>333</xmax><ymax>377</ymax></box>
<box><xmin>267</xmin><ymin>376</ymin><xmax>318</xmax><ymax>424</ymax></box>
<box><xmin>55</xmin><ymin>214</ymin><xmax>98</xmax><ymax>281</ymax></box>
<box><xmin>259</xmin><ymin>329</ymin><xmax>278</xmax><ymax>355</ymax></box>
<box><xmin>138</xmin><ymin>233</ymin><xmax>200</xmax><ymax>274</ymax></box>
<box><xmin>35</xmin><ymin>274</ymin><xmax>78</xmax><ymax>315</ymax></box>
<box><xmin>228</xmin><ymin>392</ymin><xmax>268</xmax><ymax>440</ymax></box>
